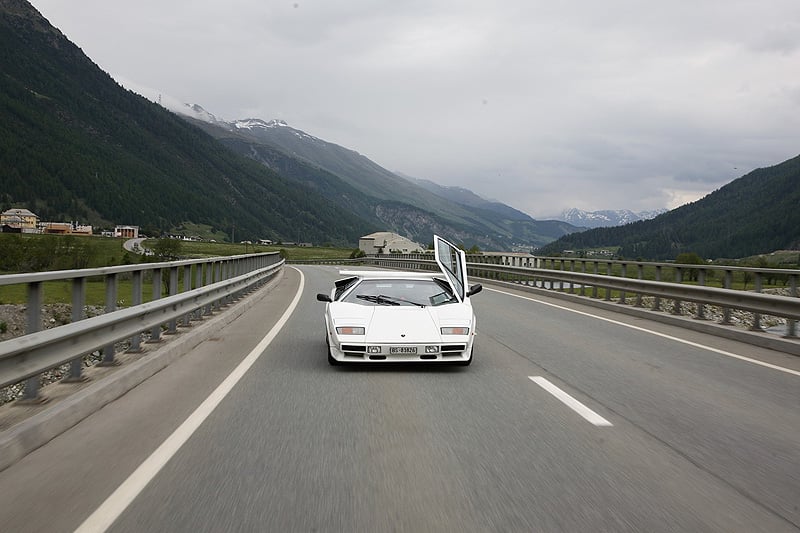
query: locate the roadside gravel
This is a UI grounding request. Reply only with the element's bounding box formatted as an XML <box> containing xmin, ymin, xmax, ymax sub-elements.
<box><xmin>0</xmin><ymin>304</ymin><xmax>131</xmax><ymax>405</ymax></box>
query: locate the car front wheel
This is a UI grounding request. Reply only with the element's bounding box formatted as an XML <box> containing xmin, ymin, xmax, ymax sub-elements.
<box><xmin>326</xmin><ymin>343</ymin><xmax>340</xmax><ymax>366</ymax></box>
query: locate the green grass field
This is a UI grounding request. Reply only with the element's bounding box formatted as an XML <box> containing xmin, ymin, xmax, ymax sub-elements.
<box><xmin>0</xmin><ymin>234</ymin><xmax>356</xmax><ymax>305</ymax></box>
<box><xmin>166</xmin><ymin>240</ymin><xmax>355</xmax><ymax>261</ymax></box>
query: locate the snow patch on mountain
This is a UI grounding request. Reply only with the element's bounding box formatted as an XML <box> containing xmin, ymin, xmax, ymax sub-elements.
<box><xmin>174</xmin><ymin>105</ymin><xmax>320</xmax><ymax>140</ymax></box>
<box><xmin>178</xmin><ymin>103</ymin><xmax>224</xmax><ymax>124</ymax></box>
<box><xmin>232</xmin><ymin>118</ymin><xmax>289</xmax><ymax>130</ymax></box>
<box><xmin>558</xmin><ymin>208</ymin><xmax>666</xmax><ymax>228</ymax></box>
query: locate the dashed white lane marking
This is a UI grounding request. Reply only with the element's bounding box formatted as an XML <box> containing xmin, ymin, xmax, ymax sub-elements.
<box><xmin>74</xmin><ymin>268</ymin><xmax>306</xmax><ymax>533</ymax></box>
<box><xmin>529</xmin><ymin>376</ymin><xmax>613</xmax><ymax>427</ymax></box>
<box><xmin>488</xmin><ymin>287</ymin><xmax>800</xmax><ymax>378</ymax></box>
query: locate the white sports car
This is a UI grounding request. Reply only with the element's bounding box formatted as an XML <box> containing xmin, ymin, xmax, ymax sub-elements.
<box><xmin>316</xmin><ymin>235</ymin><xmax>481</xmax><ymax>365</ymax></box>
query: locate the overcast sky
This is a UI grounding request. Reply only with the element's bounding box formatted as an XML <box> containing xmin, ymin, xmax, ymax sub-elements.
<box><xmin>31</xmin><ymin>0</ymin><xmax>800</xmax><ymax>218</ymax></box>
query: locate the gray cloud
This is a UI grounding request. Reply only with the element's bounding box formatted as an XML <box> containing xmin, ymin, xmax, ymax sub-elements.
<box><xmin>32</xmin><ymin>0</ymin><xmax>800</xmax><ymax>218</ymax></box>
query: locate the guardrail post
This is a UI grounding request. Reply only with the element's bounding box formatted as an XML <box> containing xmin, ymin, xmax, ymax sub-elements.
<box><xmin>568</xmin><ymin>260</ymin><xmax>575</xmax><ymax>293</ymax></box>
<box><xmin>231</xmin><ymin>259</ymin><xmax>242</xmax><ymax>301</ymax></box>
<box><xmin>166</xmin><ymin>266</ymin><xmax>179</xmax><ymax>334</ymax></box>
<box><xmin>591</xmin><ymin>262</ymin><xmax>598</xmax><ymax>298</ymax></box>
<box><xmin>635</xmin><ymin>264</ymin><xmax>644</xmax><ymax>307</ymax></box>
<box><xmin>618</xmin><ymin>263</ymin><xmax>627</xmax><ymax>305</ymax></box>
<box><xmin>604</xmin><ymin>262</ymin><xmax>612</xmax><ymax>301</ymax></box>
<box><xmin>148</xmin><ymin>268</ymin><xmax>163</xmax><ymax>343</ymax></box>
<box><xmin>579</xmin><ymin>261</ymin><xmax>587</xmax><ymax>296</ymax></box>
<box><xmin>672</xmin><ymin>268</ymin><xmax>683</xmax><ymax>315</ymax></box>
<box><xmin>128</xmin><ymin>270</ymin><xmax>143</xmax><ymax>352</ymax></box>
<box><xmin>195</xmin><ymin>263</ymin><xmax>205</xmax><ymax>320</ymax></box>
<box><xmin>220</xmin><ymin>260</ymin><xmax>231</xmax><ymax>305</ymax></box>
<box><xmin>20</xmin><ymin>281</ymin><xmax>43</xmax><ymax>402</ymax></box>
<box><xmin>751</xmin><ymin>273</ymin><xmax>763</xmax><ymax>331</ymax></box>
<box><xmin>203</xmin><ymin>262</ymin><xmax>215</xmax><ymax>316</ymax></box>
<box><xmin>99</xmin><ymin>273</ymin><xmax>119</xmax><ymax>365</ymax></box>
<box><xmin>695</xmin><ymin>269</ymin><xmax>707</xmax><ymax>320</ymax></box>
<box><xmin>785</xmin><ymin>274</ymin><xmax>797</xmax><ymax>338</ymax></box>
<box><xmin>182</xmin><ymin>265</ymin><xmax>193</xmax><ymax>327</ymax></box>
<box><xmin>213</xmin><ymin>260</ymin><xmax>223</xmax><ymax>302</ymax></box>
<box><xmin>213</xmin><ymin>260</ymin><xmax>222</xmax><ymax>310</ymax></box>
<box><xmin>719</xmin><ymin>270</ymin><xmax>733</xmax><ymax>325</ymax></box>
<box><xmin>64</xmin><ymin>277</ymin><xmax>87</xmax><ymax>382</ymax></box>
<box><xmin>653</xmin><ymin>266</ymin><xmax>662</xmax><ymax>311</ymax></box>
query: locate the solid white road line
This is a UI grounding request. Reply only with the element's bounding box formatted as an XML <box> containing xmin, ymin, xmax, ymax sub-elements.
<box><xmin>529</xmin><ymin>376</ymin><xmax>613</xmax><ymax>427</ymax></box>
<box><xmin>74</xmin><ymin>268</ymin><xmax>306</xmax><ymax>533</ymax></box>
<box><xmin>488</xmin><ymin>287</ymin><xmax>800</xmax><ymax>378</ymax></box>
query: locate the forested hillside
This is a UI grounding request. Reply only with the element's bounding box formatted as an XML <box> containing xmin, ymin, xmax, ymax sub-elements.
<box><xmin>0</xmin><ymin>0</ymin><xmax>371</xmax><ymax>244</ymax></box>
<box><xmin>541</xmin><ymin>154</ymin><xmax>800</xmax><ymax>260</ymax></box>
<box><xmin>184</xmin><ymin>115</ymin><xmax>581</xmax><ymax>250</ymax></box>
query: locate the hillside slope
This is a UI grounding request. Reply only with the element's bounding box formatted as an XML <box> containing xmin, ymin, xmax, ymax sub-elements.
<box><xmin>184</xmin><ymin>114</ymin><xmax>581</xmax><ymax>250</ymax></box>
<box><xmin>0</xmin><ymin>0</ymin><xmax>371</xmax><ymax>245</ymax></box>
<box><xmin>540</xmin><ymin>154</ymin><xmax>800</xmax><ymax>260</ymax></box>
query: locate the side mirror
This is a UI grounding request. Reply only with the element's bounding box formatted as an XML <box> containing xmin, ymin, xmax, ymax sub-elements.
<box><xmin>466</xmin><ymin>283</ymin><xmax>482</xmax><ymax>297</ymax></box>
<box><xmin>316</xmin><ymin>293</ymin><xmax>332</xmax><ymax>302</ymax></box>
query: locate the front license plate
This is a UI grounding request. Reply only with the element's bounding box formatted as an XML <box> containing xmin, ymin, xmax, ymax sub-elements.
<box><xmin>390</xmin><ymin>346</ymin><xmax>417</xmax><ymax>354</ymax></box>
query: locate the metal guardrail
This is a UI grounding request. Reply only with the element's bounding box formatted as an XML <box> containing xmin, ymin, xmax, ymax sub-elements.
<box><xmin>0</xmin><ymin>252</ymin><xmax>283</xmax><ymax>402</ymax></box>
<box><xmin>299</xmin><ymin>254</ymin><xmax>800</xmax><ymax>342</ymax></box>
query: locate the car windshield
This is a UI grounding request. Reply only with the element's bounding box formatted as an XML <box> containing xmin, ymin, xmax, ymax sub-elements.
<box><xmin>342</xmin><ymin>279</ymin><xmax>457</xmax><ymax>307</ymax></box>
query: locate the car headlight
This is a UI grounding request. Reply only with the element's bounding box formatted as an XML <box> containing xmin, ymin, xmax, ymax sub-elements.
<box><xmin>336</xmin><ymin>326</ymin><xmax>365</xmax><ymax>335</ymax></box>
<box><xmin>441</xmin><ymin>326</ymin><xmax>469</xmax><ymax>335</ymax></box>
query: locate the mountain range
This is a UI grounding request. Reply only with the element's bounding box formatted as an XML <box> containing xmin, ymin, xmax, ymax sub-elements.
<box><xmin>0</xmin><ymin>0</ymin><xmax>583</xmax><ymax>250</ymax></box>
<box><xmin>177</xmin><ymin>107</ymin><xmax>580</xmax><ymax>249</ymax></box>
<box><xmin>2</xmin><ymin>0</ymin><xmax>797</xmax><ymax>259</ymax></box>
<box><xmin>555</xmin><ymin>208</ymin><xmax>667</xmax><ymax>229</ymax></box>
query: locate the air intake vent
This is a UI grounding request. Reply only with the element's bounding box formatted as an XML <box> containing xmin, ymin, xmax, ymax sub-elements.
<box><xmin>441</xmin><ymin>344</ymin><xmax>466</xmax><ymax>353</ymax></box>
<box><xmin>341</xmin><ymin>345</ymin><xmax>366</xmax><ymax>353</ymax></box>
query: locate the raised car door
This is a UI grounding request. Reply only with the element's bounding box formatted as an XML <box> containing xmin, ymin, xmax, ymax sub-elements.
<box><xmin>434</xmin><ymin>235</ymin><xmax>468</xmax><ymax>302</ymax></box>
<box><xmin>333</xmin><ymin>276</ymin><xmax>359</xmax><ymax>300</ymax></box>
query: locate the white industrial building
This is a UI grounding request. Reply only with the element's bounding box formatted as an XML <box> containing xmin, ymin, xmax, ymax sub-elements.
<box><xmin>358</xmin><ymin>232</ymin><xmax>424</xmax><ymax>255</ymax></box>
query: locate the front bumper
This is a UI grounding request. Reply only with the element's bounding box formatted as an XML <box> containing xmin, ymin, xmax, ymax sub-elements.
<box><xmin>328</xmin><ymin>337</ymin><xmax>473</xmax><ymax>363</ymax></box>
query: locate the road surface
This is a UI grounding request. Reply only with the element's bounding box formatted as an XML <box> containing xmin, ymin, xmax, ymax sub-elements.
<box><xmin>0</xmin><ymin>265</ymin><xmax>798</xmax><ymax>532</ymax></box>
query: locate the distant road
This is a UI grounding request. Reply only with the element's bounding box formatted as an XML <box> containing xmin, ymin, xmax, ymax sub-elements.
<box><xmin>0</xmin><ymin>265</ymin><xmax>798</xmax><ymax>532</ymax></box>
<box><xmin>122</xmin><ymin>238</ymin><xmax>147</xmax><ymax>254</ymax></box>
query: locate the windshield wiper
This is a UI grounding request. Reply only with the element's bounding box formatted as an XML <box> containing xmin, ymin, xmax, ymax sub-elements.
<box><xmin>356</xmin><ymin>294</ymin><xmax>399</xmax><ymax>305</ymax></box>
<box><xmin>355</xmin><ymin>294</ymin><xmax>425</xmax><ymax>307</ymax></box>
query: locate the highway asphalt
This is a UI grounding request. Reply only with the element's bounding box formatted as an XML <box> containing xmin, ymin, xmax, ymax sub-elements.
<box><xmin>0</xmin><ymin>265</ymin><xmax>798</xmax><ymax>532</ymax></box>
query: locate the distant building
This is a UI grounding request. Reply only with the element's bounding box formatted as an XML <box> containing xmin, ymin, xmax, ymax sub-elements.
<box><xmin>359</xmin><ymin>232</ymin><xmax>424</xmax><ymax>255</ymax></box>
<box><xmin>114</xmin><ymin>225</ymin><xmax>140</xmax><ymax>239</ymax></box>
<box><xmin>1</xmin><ymin>208</ymin><xmax>39</xmax><ymax>233</ymax></box>
<box><xmin>40</xmin><ymin>221</ymin><xmax>93</xmax><ymax>235</ymax></box>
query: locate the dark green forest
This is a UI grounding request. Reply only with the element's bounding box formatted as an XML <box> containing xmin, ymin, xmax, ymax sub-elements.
<box><xmin>541</xmin><ymin>154</ymin><xmax>800</xmax><ymax>260</ymax></box>
<box><xmin>0</xmin><ymin>1</ymin><xmax>372</xmax><ymax>245</ymax></box>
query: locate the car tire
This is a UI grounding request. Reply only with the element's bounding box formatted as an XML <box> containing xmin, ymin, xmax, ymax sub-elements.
<box><xmin>327</xmin><ymin>343</ymin><xmax>340</xmax><ymax>366</ymax></box>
